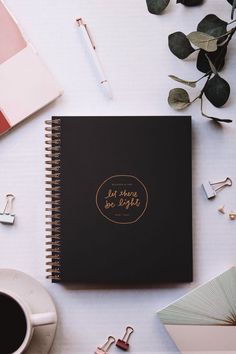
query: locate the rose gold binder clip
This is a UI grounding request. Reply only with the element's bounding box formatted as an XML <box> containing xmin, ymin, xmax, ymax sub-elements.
<box><xmin>95</xmin><ymin>336</ymin><xmax>115</xmax><ymax>354</ymax></box>
<box><xmin>202</xmin><ymin>177</ymin><xmax>232</xmax><ymax>199</ymax></box>
<box><xmin>0</xmin><ymin>194</ymin><xmax>15</xmax><ymax>225</ymax></box>
<box><xmin>116</xmin><ymin>326</ymin><xmax>134</xmax><ymax>351</ymax></box>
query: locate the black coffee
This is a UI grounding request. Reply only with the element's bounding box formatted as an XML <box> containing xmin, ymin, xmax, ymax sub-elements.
<box><xmin>0</xmin><ymin>293</ymin><xmax>27</xmax><ymax>353</ymax></box>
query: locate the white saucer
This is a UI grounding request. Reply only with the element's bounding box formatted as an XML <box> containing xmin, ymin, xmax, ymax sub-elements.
<box><xmin>0</xmin><ymin>269</ymin><xmax>57</xmax><ymax>354</ymax></box>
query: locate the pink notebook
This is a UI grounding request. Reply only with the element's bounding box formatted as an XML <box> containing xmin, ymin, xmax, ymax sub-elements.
<box><xmin>0</xmin><ymin>1</ymin><xmax>62</xmax><ymax>136</ymax></box>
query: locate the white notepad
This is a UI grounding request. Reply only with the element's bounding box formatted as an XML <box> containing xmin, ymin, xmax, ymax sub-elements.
<box><xmin>158</xmin><ymin>267</ymin><xmax>236</xmax><ymax>354</ymax></box>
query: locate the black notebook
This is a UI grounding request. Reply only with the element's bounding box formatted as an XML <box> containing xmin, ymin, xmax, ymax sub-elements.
<box><xmin>45</xmin><ymin>116</ymin><xmax>192</xmax><ymax>284</ymax></box>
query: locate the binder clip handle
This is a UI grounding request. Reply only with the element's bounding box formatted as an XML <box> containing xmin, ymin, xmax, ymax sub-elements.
<box><xmin>213</xmin><ymin>177</ymin><xmax>232</xmax><ymax>192</ymax></box>
<box><xmin>3</xmin><ymin>194</ymin><xmax>15</xmax><ymax>214</ymax></box>
<box><xmin>122</xmin><ymin>326</ymin><xmax>134</xmax><ymax>343</ymax></box>
<box><xmin>96</xmin><ymin>336</ymin><xmax>115</xmax><ymax>354</ymax></box>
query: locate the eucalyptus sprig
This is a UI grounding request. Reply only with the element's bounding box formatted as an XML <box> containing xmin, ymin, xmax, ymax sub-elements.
<box><xmin>146</xmin><ymin>0</ymin><xmax>236</xmax><ymax>123</ymax></box>
<box><xmin>168</xmin><ymin>10</ymin><xmax>235</xmax><ymax>123</ymax></box>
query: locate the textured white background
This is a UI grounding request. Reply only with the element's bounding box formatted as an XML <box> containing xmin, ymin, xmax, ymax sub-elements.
<box><xmin>0</xmin><ymin>0</ymin><xmax>236</xmax><ymax>353</ymax></box>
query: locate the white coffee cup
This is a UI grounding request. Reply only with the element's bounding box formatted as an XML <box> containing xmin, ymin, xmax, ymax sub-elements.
<box><xmin>0</xmin><ymin>288</ymin><xmax>56</xmax><ymax>354</ymax></box>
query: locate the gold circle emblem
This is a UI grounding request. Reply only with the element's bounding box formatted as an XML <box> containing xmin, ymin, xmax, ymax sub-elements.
<box><xmin>96</xmin><ymin>175</ymin><xmax>148</xmax><ymax>224</ymax></box>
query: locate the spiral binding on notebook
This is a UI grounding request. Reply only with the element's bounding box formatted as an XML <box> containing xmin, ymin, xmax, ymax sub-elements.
<box><xmin>45</xmin><ymin>118</ymin><xmax>61</xmax><ymax>281</ymax></box>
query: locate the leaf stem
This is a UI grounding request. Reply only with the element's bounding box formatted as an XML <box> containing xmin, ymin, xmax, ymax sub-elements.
<box><xmin>190</xmin><ymin>73</ymin><xmax>212</xmax><ymax>104</ymax></box>
<box><xmin>199</xmin><ymin>73</ymin><xmax>212</xmax><ymax>99</ymax></box>
<box><xmin>226</xmin><ymin>26</ymin><xmax>236</xmax><ymax>43</ymax></box>
<box><xmin>196</xmin><ymin>72</ymin><xmax>210</xmax><ymax>83</ymax></box>
<box><xmin>200</xmin><ymin>97</ymin><xmax>232</xmax><ymax>123</ymax></box>
<box><xmin>215</xmin><ymin>27</ymin><xmax>236</xmax><ymax>41</ymax></box>
<box><xmin>228</xmin><ymin>19</ymin><xmax>236</xmax><ymax>25</ymax></box>
<box><xmin>198</xmin><ymin>27</ymin><xmax>235</xmax><ymax>43</ymax></box>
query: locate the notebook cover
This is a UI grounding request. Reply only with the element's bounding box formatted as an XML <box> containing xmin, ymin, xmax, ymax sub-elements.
<box><xmin>46</xmin><ymin>116</ymin><xmax>192</xmax><ymax>284</ymax></box>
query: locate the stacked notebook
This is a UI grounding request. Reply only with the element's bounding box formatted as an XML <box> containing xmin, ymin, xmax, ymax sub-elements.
<box><xmin>45</xmin><ymin>116</ymin><xmax>192</xmax><ymax>284</ymax></box>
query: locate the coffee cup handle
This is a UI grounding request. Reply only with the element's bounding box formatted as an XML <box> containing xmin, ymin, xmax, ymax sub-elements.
<box><xmin>31</xmin><ymin>312</ymin><xmax>56</xmax><ymax>327</ymax></box>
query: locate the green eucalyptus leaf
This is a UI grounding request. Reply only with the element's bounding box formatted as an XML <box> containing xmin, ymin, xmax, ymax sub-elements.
<box><xmin>169</xmin><ymin>75</ymin><xmax>197</xmax><ymax>87</ymax></box>
<box><xmin>146</xmin><ymin>0</ymin><xmax>170</xmax><ymax>14</ymax></box>
<box><xmin>176</xmin><ymin>0</ymin><xmax>204</xmax><ymax>5</ymax></box>
<box><xmin>197</xmin><ymin>46</ymin><xmax>227</xmax><ymax>73</ymax></box>
<box><xmin>197</xmin><ymin>15</ymin><xmax>227</xmax><ymax>38</ymax></box>
<box><xmin>204</xmin><ymin>74</ymin><xmax>230</xmax><ymax>107</ymax></box>
<box><xmin>168</xmin><ymin>32</ymin><xmax>195</xmax><ymax>59</ymax></box>
<box><xmin>168</xmin><ymin>88</ymin><xmax>191</xmax><ymax>110</ymax></box>
<box><xmin>187</xmin><ymin>31</ymin><xmax>218</xmax><ymax>52</ymax></box>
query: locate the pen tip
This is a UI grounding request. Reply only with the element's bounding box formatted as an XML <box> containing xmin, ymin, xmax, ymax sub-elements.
<box><xmin>101</xmin><ymin>81</ymin><xmax>113</xmax><ymax>99</ymax></box>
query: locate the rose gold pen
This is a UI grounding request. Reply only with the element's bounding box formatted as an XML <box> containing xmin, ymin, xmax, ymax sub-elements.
<box><xmin>76</xmin><ymin>18</ymin><xmax>113</xmax><ymax>99</ymax></box>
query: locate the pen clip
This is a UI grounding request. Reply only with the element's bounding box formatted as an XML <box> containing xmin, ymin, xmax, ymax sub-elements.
<box><xmin>77</xmin><ymin>18</ymin><xmax>96</xmax><ymax>49</ymax></box>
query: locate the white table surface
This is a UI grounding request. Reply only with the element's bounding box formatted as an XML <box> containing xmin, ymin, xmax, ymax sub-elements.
<box><xmin>0</xmin><ymin>1</ymin><xmax>236</xmax><ymax>353</ymax></box>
